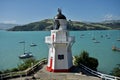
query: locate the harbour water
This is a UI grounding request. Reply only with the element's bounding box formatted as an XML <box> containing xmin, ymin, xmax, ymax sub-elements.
<box><xmin>0</xmin><ymin>30</ymin><xmax>120</xmax><ymax>74</ymax></box>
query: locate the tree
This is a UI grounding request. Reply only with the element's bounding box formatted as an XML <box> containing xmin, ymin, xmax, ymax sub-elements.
<box><xmin>18</xmin><ymin>58</ymin><xmax>38</xmax><ymax>71</ymax></box>
<box><xmin>88</xmin><ymin>57</ymin><xmax>98</xmax><ymax>71</ymax></box>
<box><xmin>74</xmin><ymin>51</ymin><xmax>99</xmax><ymax>71</ymax></box>
<box><xmin>0</xmin><ymin>71</ymin><xmax>2</xmax><ymax>74</ymax></box>
<box><xmin>111</xmin><ymin>64</ymin><xmax>120</xmax><ymax>77</ymax></box>
<box><xmin>0</xmin><ymin>58</ymin><xmax>41</xmax><ymax>74</ymax></box>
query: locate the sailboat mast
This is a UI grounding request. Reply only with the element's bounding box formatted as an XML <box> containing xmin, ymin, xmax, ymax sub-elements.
<box><xmin>23</xmin><ymin>42</ymin><xmax>25</xmax><ymax>54</ymax></box>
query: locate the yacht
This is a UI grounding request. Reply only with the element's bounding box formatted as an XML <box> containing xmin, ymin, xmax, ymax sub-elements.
<box><xmin>112</xmin><ymin>46</ymin><xmax>120</xmax><ymax>52</ymax></box>
<box><xmin>30</xmin><ymin>43</ymin><xmax>37</xmax><ymax>47</ymax></box>
<box><xmin>19</xmin><ymin>52</ymin><xmax>33</xmax><ymax>59</ymax></box>
<box><xmin>19</xmin><ymin>41</ymin><xmax>33</xmax><ymax>59</ymax></box>
<box><xmin>117</xmin><ymin>38</ymin><xmax>120</xmax><ymax>41</ymax></box>
<box><xmin>93</xmin><ymin>40</ymin><xmax>100</xmax><ymax>43</ymax></box>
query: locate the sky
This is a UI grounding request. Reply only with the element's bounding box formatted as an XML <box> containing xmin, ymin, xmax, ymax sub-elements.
<box><xmin>0</xmin><ymin>0</ymin><xmax>120</xmax><ymax>24</ymax></box>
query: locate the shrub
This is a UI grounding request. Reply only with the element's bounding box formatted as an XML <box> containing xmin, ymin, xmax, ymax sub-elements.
<box><xmin>111</xmin><ymin>64</ymin><xmax>120</xmax><ymax>77</ymax></box>
<box><xmin>1</xmin><ymin>58</ymin><xmax>41</xmax><ymax>74</ymax></box>
<box><xmin>3</xmin><ymin>69</ymin><xmax>11</xmax><ymax>73</ymax></box>
<box><xmin>74</xmin><ymin>50</ymin><xmax>99</xmax><ymax>71</ymax></box>
<box><xmin>0</xmin><ymin>71</ymin><xmax>2</xmax><ymax>74</ymax></box>
<box><xmin>18</xmin><ymin>58</ymin><xmax>38</xmax><ymax>71</ymax></box>
<box><xmin>10</xmin><ymin>68</ymin><xmax>19</xmax><ymax>72</ymax></box>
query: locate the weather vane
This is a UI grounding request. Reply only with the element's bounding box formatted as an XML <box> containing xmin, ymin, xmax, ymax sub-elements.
<box><xmin>58</xmin><ymin>8</ymin><xmax>62</xmax><ymax>14</ymax></box>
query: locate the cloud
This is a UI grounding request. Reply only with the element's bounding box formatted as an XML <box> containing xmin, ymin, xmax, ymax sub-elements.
<box><xmin>103</xmin><ymin>14</ymin><xmax>120</xmax><ymax>21</ymax></box>
<box><xmin>2</xmin><ymin>20</ymin><xmax>16</xmax><ymax>24</ymax></box>
<box><xmin>104</xmin><ymin>14</ymin><xmax>113</xmax><ymax>20</ymax></box>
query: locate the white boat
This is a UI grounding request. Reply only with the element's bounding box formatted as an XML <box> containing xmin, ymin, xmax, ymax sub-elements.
<box><xmin>30</xmin><ymin>43</ymin><xmax>37</xmax><ymax>47</ymax></box>
<box><xmin>19</xmin><ymin>52</ymin><xmax>33</xmax><ymax>59</ymax></box>
<box><xmin>117</xmin><ymin>38</ymin><xmax>120</xmax><ymax>41</ymax></box>
<box><xmin>112</xmin><ymin>46</ymin><xmax>120</xmax><ymax>52</ymax></box>
<box><xmin>93</xmin><ymin>40</ymin><xmax>100</xmax><ymax>43</ymax></box>
<box><xmin>19</xmin><ymin>41</ymin><xmax>33</xmax><ymax>59</ymax></box>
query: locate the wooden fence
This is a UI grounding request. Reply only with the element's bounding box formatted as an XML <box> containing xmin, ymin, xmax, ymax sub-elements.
<box><xmin>0</xmin><ymin>59</ymin><xmax>47</xmax><ymax>80</ymax></box>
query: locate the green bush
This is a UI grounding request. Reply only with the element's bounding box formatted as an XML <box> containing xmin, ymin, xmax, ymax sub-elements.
<box><xmin>3</xmin><ymin>69</ymin><xmax>11</xmax><ymax>73</ymax></box>
<box><xmin>88</xmin><ymin>57</ymin><xmax>98</xmax><ymax>71</ymax></box>
<box><xmin>10</xmin><ymin>68</ymin><xmax>19</xmax><ymax>72</ymax></box>
<box><xmin>111</xmin><ymin>64</ymin><xmax>120</xmax><ymax>77</ymax></box>
<box><xmin>0</xmin><ymin>71</ymin><xmax>3</xmax><ymax>74</ymax></box>
<box><xmin>0</xmin><ymin>58</ymin><xmax>38</xmax><ymax>74</ymax></box>
<box><xmin>18</xmin><ymin>58</ymin><xmax>38</xmax><ymax>71</ymax></box>
<box><xmin>74</xmin><ymin>50</ymin><xmax>99</xmax><ymax>71</ymax></box>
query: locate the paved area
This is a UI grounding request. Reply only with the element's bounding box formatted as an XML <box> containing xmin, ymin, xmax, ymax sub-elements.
<box><xmin>10</xmin><ymin>64</ymin><xmax>101</xmax><ymax>80</ymax></box>
<box><xmin>10</xmin><ymin>76</ymin><xmax>32</xmax><ymax>80</ymax></box>
<box><xmin>33</xmin><ymin>65</ymin><xmax>100</xmax><ymax>80</ymax></box>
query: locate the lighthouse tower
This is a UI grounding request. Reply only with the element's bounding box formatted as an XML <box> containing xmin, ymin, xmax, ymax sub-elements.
<box><xmin>45</xmin><ymin>9</ymin><xmax>75</xmax><ymax>72</ymax></box>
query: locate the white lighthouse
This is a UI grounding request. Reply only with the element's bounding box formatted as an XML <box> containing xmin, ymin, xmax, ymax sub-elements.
<box><xmin>45</xmin><ymin>9</ymin><xmax>75</xmax><ymax>72</ymax></box>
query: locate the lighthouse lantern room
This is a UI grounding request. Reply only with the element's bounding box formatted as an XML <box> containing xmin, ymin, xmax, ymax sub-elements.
<box><xmin>45</xmin><ymin>8</ymin><xmax>75</xmax><ymax>72</ymax></box>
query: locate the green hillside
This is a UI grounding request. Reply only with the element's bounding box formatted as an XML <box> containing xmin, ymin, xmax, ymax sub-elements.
<box><xmin>8</xmin><ymin>19</ymin><xmax>120</xmax><ymax>31</ymax></box>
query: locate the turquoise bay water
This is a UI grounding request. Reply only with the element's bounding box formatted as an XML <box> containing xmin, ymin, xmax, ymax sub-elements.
<box><xmin>0</xmin><ymin>30</ymin><xmax>120</xmax><ymax>74</ymax></box>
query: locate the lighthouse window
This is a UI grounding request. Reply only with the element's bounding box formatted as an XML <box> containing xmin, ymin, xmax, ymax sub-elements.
<box><xmin>58</xmin><ymin>55</ymin><xmax>64</xmax><ymax>60</ymax></box>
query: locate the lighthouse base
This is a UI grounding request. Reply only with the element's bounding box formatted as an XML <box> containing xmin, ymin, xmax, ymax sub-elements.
<box><xmin>46</xmin><ymin>66</ymin><xmax>73</xmax><ymax>72</ymax></box>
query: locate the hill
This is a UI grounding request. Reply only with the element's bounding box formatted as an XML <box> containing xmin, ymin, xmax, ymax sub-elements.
<box><xmin>8</xmin><ymin>19</ymin><xmax>53</xmax><ymax>31</ymax></box>
<box><xmin>8</xmin><ymin>19</ymin><xmax>120</xmax><ymax>31</ymax></box>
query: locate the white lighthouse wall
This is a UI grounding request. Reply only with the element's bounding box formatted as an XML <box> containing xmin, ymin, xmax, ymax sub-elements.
<box><xmin>47</xmin><ymin>47</ymin><xmax>50</xmax><ymax>67</ymax></box>
<box><xmin>56</xmin><ymin>30</ymin><xmax>67</xmax><ymax>42</ymax></box>
<box><xmin>50</xmin><ymin>30</ymin><xmax>73</xmax><ymax>70</ymax></box>
<box><xmin>58</xmin><ymin>19</ymin><xmax>67</xmax><ymax>30</ymax></box>
<box><xmin>67</xmin><ymin>47</ymin><xmax>73</xmax><ymax>68</ymax></box>
<box><xmin>47</xmin><ymin>46</ymin><xmax>52</xmax><ymax>67</ymax></box>
<box><xmin>53</xmin><ymin>44</ymin><xmax>69</xmax><ymax>69</ymax></box>
<box><xmin>51</xmin><ymin>30</ymin><xmax>68</xmax><ymax>43</ymax></box>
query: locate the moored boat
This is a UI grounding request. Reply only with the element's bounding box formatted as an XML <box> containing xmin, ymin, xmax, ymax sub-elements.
<box><xmin>112</xmin><ymin>46</ymin><xmax>120</xmax><ymax>52</ymax></box>
<box><xmin>19</xmin><ymin>41</ymin><xmax>34</xmax><ymax>59</ymax></box>
<box><xmin>117</xmin><ymin>38</ymin><xmax>120</xmax><ymax>41</ymax></box>
<box><xmin>93</xmin><ymin>40</ymin><xmax>100</xmax><ymax>43</ymax></box>
<box><xmin>19</xmin><ymin>52</ymin><xmax>33</xmax><ymax>59</ymax></box>
<box><xmin>30</xmin><ymin>43</ymin><xmax>37</xmax><ymax>47</ymax></box>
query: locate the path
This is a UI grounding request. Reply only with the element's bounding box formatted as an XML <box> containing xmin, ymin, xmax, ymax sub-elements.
<box><xmin>33</xmin><ymin>65</ymin><xmax>100</xmax><ymax>80</ymax></box>
<box><xmin>10</xmin><ymin>64</ymin><xmax>100</xmax><ymax>80</ymax></box>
